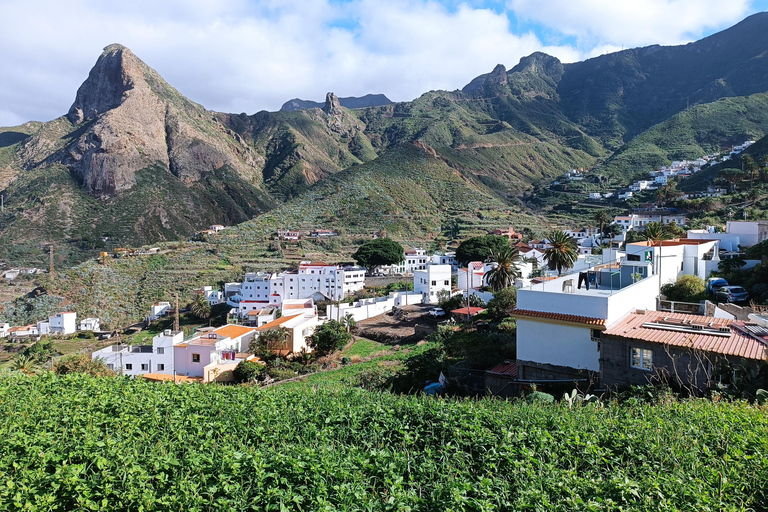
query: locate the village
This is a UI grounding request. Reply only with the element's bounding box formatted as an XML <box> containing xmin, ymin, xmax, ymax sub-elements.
<box><xmin>3</xmin><ymin>211</ymin><xmax>766</xmax><ymax>396</ymax></box>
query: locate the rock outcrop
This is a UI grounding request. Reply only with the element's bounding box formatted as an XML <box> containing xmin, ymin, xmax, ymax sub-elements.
<box><xmin>61</xmin><ymin>44</ymin><xmax>261</xmax><ymax>197</ymax></box>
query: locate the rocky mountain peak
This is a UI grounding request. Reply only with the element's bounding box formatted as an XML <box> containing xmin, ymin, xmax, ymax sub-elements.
<box><xmin>323</xmin><ymin>92</ymin><xmax>343</xmax><ymax>117</ymax></box>
<box><xmin>488</xmin><ymin>64</ymin><xmax>508</xmax><ymax>86</ymax></box>
<box><xmin>67</xmin><ymin>44</ymin><xmax>146</xmax><ymax>124</ymax></box>
<box><xmin>510</xmin><ymin>52</ymin><xmax>564</xmax><ymax>80</ymax></box>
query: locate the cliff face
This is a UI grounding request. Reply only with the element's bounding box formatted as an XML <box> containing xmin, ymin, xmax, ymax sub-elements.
<box><xmin>62</xmin><ymin>44</ymin><xmax>262</xmax><ymax>197</ymax></box>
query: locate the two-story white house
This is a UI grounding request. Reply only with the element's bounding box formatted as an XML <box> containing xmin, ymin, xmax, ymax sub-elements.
<box><xmin>404</xmin><ymin>249</ymin><xmax>429</xmax><ymax>273</ymax></box>
<box><xmin>174</xmin><ymin>325</ymin><xmax>258</xmax><ymax>378</ymax></box>
<box><xmin>414</xmin><ymin>264</ymin><xmax>452</xmax><ymax>304</ymax></box>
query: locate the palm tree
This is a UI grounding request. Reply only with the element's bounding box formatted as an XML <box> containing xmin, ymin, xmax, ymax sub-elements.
<box><xmin>485</xmin><ymin>246</ymin><xmax>522</xmax><ymax>291</ymax></box>
<box><xmin>642</xmin><ymin>222</ymin><xmax>671</xmax><ymax>242</ymax></box>
<box><xmin>190</xmin><ymin>294</ymin><xmax>211</xmax><ymax>322</ymax></box>
<box><xmin>543</xmin><ymin>231</ymin><xmax>578</xmax><ymax>276</ymax></box>
<box><xmin>11</xmin><ymin>355</ymin><xmax>36</xmax><ymax>376</ymax></box>
<box><xmin>341</xmin><ymin>313</ymin><xmax>357</xmax><ymax>334</ymax></box>
<box><xmin>594</xmin><ymin>210</ymin><xmax>610</xmax><ymax>241</ymax></box>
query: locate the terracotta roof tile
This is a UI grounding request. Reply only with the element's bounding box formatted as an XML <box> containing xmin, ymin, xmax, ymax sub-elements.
<box><xmin>256</xmin><ymin>314</ymin><xmax>304</xmax><ymax>331</ymax></box>
<box><xmin>511</xmin><ymin>309</ymin><xmax>607</xmax><ymax>328</ymax></box>
<box><xmin>487</xmin><ymin>361</ymin><xmax>517</xmax><ymax>377</ymax></box>
<box><xmin>603</xmin><ymin>311</ymin><xmax>767</xmax><ymax>361</ymax></box>
<box><xmin>212</xmin><ymin>324</ymin><xmax>257</xmax><ymax>339</ymax></box>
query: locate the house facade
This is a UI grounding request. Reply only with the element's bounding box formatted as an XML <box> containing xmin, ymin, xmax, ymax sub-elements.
<box><xmin>174</xmin><ymin>325</ymin><xmax>257</xmax><ymax>378</ymax></box>
<box><xmin>414</xmin><ymin>264</ymin><xmax>452</xmax><ymax>304</ymax></box>
<box><xmin>92</xmin><ymin>330</ymin><xmax>183</xmax><ymax>377</ymax></box>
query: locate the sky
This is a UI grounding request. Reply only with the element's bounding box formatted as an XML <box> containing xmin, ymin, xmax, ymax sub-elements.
<box><xmin>1</xmin><ymin>0</ymin><xmax>768</xmax><ymax>127</ymax></box>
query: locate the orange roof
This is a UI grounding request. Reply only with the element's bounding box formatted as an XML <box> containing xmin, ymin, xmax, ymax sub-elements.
<box><xmin>213</xmin><ymin>324</ymin><xmax>257</xmax><ymax>339</ymax></box>
<box><xmin>511</xmin><ymin>309</ymin><xmax>607</xmax><ymax>328</ymax></box>
<box><xmin>257</xmin><ymin>314</ymin><xmax>303</xmax><ymax>331</ymax></box>
<box><xmin>284</xmin><ymin>302</ymin><xmax>311</xmax><ymax>309</ymax></box>
<box><xmin>603</xmin><ymin>311</ymin><xmax>767</xmax><ymax>361</ymax></box>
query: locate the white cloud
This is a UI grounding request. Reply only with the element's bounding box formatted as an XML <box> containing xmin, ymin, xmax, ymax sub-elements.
<box><xmin>0</xmin><ymin>0</ymin><xmax>764</xmax><ymax>126</ymax></box>
<box><xmin>507</xmin><ymin>0</ymin><xmax>755</xmax><ymax>49</ymax></box>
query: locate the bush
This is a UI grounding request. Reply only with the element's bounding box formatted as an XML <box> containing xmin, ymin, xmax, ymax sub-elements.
<box><xmin>53</xmin><ymin>355</ymin><xmax>115</xmax><ymax>378</ymax></box>
<box><xmin>233</xmin><ymin>360</ymin><xmax>262</xmax><ymax>383</ymax></box>
<box><xmin>307</xmin><ymin>320</ymin><xmax>352</xmax><ymax>357</ymax></box>
<box><xmin>660</xmin><ymin>275</ymin><xmax>705</xmax><ymax>302</ymax></box>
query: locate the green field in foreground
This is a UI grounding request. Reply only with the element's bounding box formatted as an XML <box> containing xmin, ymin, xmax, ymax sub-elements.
<box><xmin>0</xmin><ymin>373</ymin><xmax>766</xmax><ymax>511</ymax></box>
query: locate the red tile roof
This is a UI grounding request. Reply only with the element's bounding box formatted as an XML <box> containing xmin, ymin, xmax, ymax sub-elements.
<box><xmin>603</xmin><ymin>311</ymin><xmax>767</xmax><ymax>361</ymax></box>
<box><xmin>511</xmin><ymin>309</ymin><xmax>607</xmax><ymax>328</ymax></box>
<box><xmin>256</xmin><ymin>314</ymin><xmax>303</xmax><ymax>331</ymax></box>
<box><xmin>450</xmin><ymin>307</ymin><xmax>486</xmax><ymax>316</ymax></box>
<box><xmin>212</xmin><ymin>324</ymin><xmax>257</xmax><ymax>339</ymax></box>
<box><xmin>486</xmin><ymin>361</ymin><xmax>517</xmax><ymax>377</ymax></box>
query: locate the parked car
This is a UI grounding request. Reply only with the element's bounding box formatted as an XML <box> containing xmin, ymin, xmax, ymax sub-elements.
<box><xmin>706</xmin><ymin>277</ymin><xmax>729</xmax><ymax>295</ymax></box>
<box><xmin>715</xmin><ymin>286</ymin><xmax>749</xmax><ymax>303</ymax></box>
<box><xmin>428</xmin><ymin>307</ymin><xmax>446</xmax><ymax>317</ymax></box>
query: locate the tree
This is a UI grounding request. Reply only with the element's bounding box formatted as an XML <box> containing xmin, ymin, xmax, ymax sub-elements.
<box><xmin>341</xmin><ymin>313</ymin><xmax>357</xmax><ymax>334</ymax></box>
<box><xmin>642</xmin><ymin>221</ymin><xmax>673</xmax><ymax>242</ymax></box>
<box><xmin>455</xmin><ymin>235</ymin><xmax>508</xmax><ymax>264</ymax></box>
<box><xmin>352</xmin><ymin>238</ymin><xmax>404</xmax><ymax>273</ymax></box>
<box><xmin>742</xmin><ymin>154</ymin><xmax>758</xmax><ymax>189</ymax></box>
<box><xmin>307</xmin><ymin>320</ymin><xmax>352</xmax><ymax>357</ymax></box>
<box><xmin>543</xmin><ymin>231</ymin><xmax>578</xmax><ymax>276</ymax></box>
<box><xmin>594</xmin><ymin>210</ymin><xmax>611</xmax><ymax>240</ymax></box>
<box><xmin>486</xmin><ymin>287</ymin><xmax>517</xmax><ymax>320</ymax></box>
<box><xmin>484</xmin><ymin>246</ymin><xmax>521</xmax><ymax>292</ymax></box>
<box><xmin>660</xmin><ymin>275</ymin><xmax>705</xmax><ymax>302</ymax></box>
<box><xmin>250</xmin><ymin>327</ymin><xmax>289</xmax><ymax>356</ymax></box>
<box><xmin>190</xmin><ymin>294</ymin><xmax>211</xmax><ymax>321</ymax></box>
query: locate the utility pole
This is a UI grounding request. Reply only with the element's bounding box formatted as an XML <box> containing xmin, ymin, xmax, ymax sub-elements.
<box><xmin>174</xmin><ymin>293</ymin><xmax>180</xmax><ymax>332</ymax></box>
<box><xmin>48</xmin><ymin>245</ymin><xmax>54</xmax><ymax>280</ymax></box>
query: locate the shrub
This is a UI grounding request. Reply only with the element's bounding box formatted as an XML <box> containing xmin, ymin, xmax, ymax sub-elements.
<box><xmin>660</xmin><ymin>275</ymin><xmax>705</xmax><ymax>302</ymax></box>
<box><xmin>233</xmin><ymin>360</ymin><xmax>262</xmax><ymax>383</ymax></box>
<box><xmin>486</xmin><ymin>287</ymin><xmax>517</xmax><ymax>320</ymax></box>
<box><xmin>53</xmin><ymin>355</ymin><xmax>115</xmax><ymax>378</ymax></box>
<box><xmin>307</xmin><ymin>320</ymin><xmax>352</xmax><ymax>357</ymax></box>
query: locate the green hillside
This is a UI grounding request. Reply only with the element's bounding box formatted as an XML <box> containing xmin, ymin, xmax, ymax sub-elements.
<box><xmin>1</xmin><ymin>373</ymin><xmax>766</xmax><ymax>511</ymax></box>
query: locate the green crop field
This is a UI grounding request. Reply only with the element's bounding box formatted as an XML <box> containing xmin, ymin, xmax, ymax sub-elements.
<box><xmin>0</xmin><ymin>373</ymin><xmax>766</xmax><ymax>511</ymax></box>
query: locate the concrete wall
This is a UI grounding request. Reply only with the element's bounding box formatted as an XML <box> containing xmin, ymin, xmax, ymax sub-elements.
<box><xmin>605</xmin><ymin>276</ymin><xmax>659</xmax><ymax>325</ymax></box>
<box><xmin>516</xmin><ymin>319</ymin><xmax>600</xmax><ymax>371</ymax></box>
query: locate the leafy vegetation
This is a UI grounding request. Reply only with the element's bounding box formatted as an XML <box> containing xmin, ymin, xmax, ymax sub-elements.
<box><xmin>455</xmin><ymin>235</ymin><xmax>509</xmax><ymax>264</ymax></box>
<box><xmin>1</xmin><ymin>373</ymin><xmax>767</xmax><ymax>510</ymax></box>
<box><xmin>660</xmin><ymin>275</ymin><xmax>706</xmax><ymax>302</ymax></box>
<box><xmin>351</xmin><ymin>238</ymin><xmax>404</xmax><ymax>271</ymax></box>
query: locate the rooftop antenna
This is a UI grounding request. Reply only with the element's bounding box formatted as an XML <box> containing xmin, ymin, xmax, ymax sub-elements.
<box><xmin>174</xmin><ymin>293</ymin><xmax>180</xmax><ymax>332</ymax></box>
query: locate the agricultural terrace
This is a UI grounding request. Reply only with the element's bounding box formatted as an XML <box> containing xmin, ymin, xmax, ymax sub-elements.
<box><xmin>0</xmin><ymin>374</ymin><xmax>766</xmax><ymax>511</ymax></box>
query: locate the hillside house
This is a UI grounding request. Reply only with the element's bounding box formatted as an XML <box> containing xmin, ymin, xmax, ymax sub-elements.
<box><xmin>149</xmin><ymin>301</ymin><xmax>171</xmax><ymax>321</ymax></box>
<box><xmin>430</xmin><ymin>252</ymin><xmax>459</xmax><ymax>270</ymax></box>
<box><xmin>404</xmin><ymin>248</ymin><xmax>429</xmax><ymax>273</ymax></box>
<box><xmin>624</xmin><ymin>238</ymin><xmax>719</xmax><ymax>284</ymax></box>
<box><xmin>0</xmin><ymin>323</ymin><xmax>9</xmax><ymax>338</ymax></box>
<box><xmin>492</xmin><ymin>227</ymin><xmax>524</xmax><ymax>241</ymax></box>
<box><xmin>457</xmin><ymin>261</ymin><xmax>486</xmax><ymax>290</ymax></box>
<box><xmin>310</xmin><ymin>229</ymin><xmax>337</xmax><ymax>237</ymax></box>
<box><xmin>175</xmin><ymin>325</ymin><xmax>257</xmax><ymax>378</ymax></box>
<box><xmin>600</xmin><ymin>310</ymin><xmax>767</xmax><ymax>392</ymax></box>
<box><xmin>79</xmin><ymin>318</ymin><xmax>100</xmax><ymax>331</ymax></box>
<box><xmin>209</xmin><ymin>224</ymin><xmax>225</xmax><ymax>232</ymax></box>
<box><xmin>196</xmin><ymin>286</ymin><xmax>223</xmax><ymax>305</ymax></box>
<box><xmin>255</xmin><ymin>314</ymin><xmax>319</xmax><ymax>354</ymax></box>
<box><xmin>513</xmin><ymin>266</ymin><xmax>660</xmax><ymax>381</ymax></box>
<box><xmin>49</xmin><ymin>312</ymin><xmax>77</xmax><ymax>335</ymax></box>
<box><xmin>414</xmin><ymin>264</ymin><xmax>452</xmax><ymax>304</ymax></box>
<box><xmin>92</xmin><ymin>329</ymin><xmax>183</xmax><ymax>377</ymax></box>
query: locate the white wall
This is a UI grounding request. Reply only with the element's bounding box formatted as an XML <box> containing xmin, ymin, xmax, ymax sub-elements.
<box><xmin>517</xmin><ymin>288</ymin><xmax>610</xmax><ymax>319</ymax></box>
<box><xmin>516</xmin><ymin>320</ymin><xmax>600</xmax><ymax>371</ymax></box>
<box><xmin>604</xmin><ymin>276</ymin><xmax>659</xmax><ymax>325</ymax></box>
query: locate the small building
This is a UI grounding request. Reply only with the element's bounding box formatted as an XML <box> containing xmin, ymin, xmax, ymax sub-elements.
<box><xmin>601</xmin><ymin>310</ymin><xmax>768</xmax><ymax>392</ymax></box>
<box><xmin>79</xmin><ymin>318</ymin><xmax>100</xmax><ymax>332</ymax></box>
<box><xmin>484</xmin><ymin>361</ymin><xmax>518</xmax><ymax>398</ymax></box>
<box><xmin>450</xmin><ymin>307</ymin><xmax>486</xmax><ymax>320</ymax></box>
<box><xmin>49</xmin><ymin>312</ymin><xmax>77</xmax><ymax>335</ymax></box>
<box><xmin>414</xmin><ymin>264</ymin><xmax>452</xmax><ymax>304</ymax></box>
<box><xmin>310</xmin><ymin>229</ymin><xmax>337</xmax><ymax>237</ymax></box>
<box><xmin>255</xmin><ymin>314</ymin><xmax>319</xmax><ymax>354</ymax></box>
<box><xmin>492</xmin><ymin>227</ymin><xmax>524</xmax><ymax>241</ymax></box>
<box><xmin>209</xmin><ymin>224</ymin><xmax>225</xmax><ymax>232</ymax></box>
<box><xmin>726</xmin><ymin>220</ymin><xmax>768</xmax><ymax>248</ymax></box>
<box><xmin>149</xmin><ymin>302</ymin><xmax>171</xmax><ymax>321</ymax></box>
<box><xmin>404</xmin><ymin>248</ymin><xmax>429</xmax><ymax>273</ymax></box>
<box><xmin>174</xmin><ymin>325</ymin><xmax>258</xmax><ymax>378</ymax></box>
<box><xmin>0</xmin><ymin>323</ymin><xmax>9</xmax><ymax>338</ymax></box>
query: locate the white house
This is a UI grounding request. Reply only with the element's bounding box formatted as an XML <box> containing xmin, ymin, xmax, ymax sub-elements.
<box><xmin>686</xmin><ymin>230</ymin><xmax>741</xmax><ymax>252</ymax></box>
<box><xmin>513</xmin><ymin>265</ymin><xmax>660</xmax><ymax>380</ymax></box>
<box><xmin>79</xmin><ymin>318</ymin><xmax>100</xmax><ymax>331</ymax></box>
<box><xmin>624</xmin><ymin>238</ymin><xmax>719</xmax><ymax>285</ymax></box>
<box><xmin>430</xmin><ymin>252</ymin><xmax>458</xmax><ymax>270</ymax></box>
<box><xmin>150</xmin><ymin>302</ymin><xmax>171</xmax><ymax>321</ymax></box>
<box><xmin>92</xmin><ymin>329</ymin><xmax>183</xmax><ymax>377</ymax></box>
<box><xmin>255</xmin><ymin>314</ymin><xmax>319</xmax><ymax>354</ymax></box>
<box><xmin>404</xmin><ymin>248</ymin><xmax>429</xmax><ymax>273</ymax></box>
<box><xmin>174</xmin><ymin>325</ymin><xmax>258</xmax><ymax>378</ymax></box>
<box><xmin>49</xmin><ymin>312</ymin><xmax>77</xmax><ymax>335</ymax></box>
<box><xmin>0</xmin><ymin>323</ymin><xmax>9</xmax><ymax>338</ymax></box>
<box><xmin>197</xmin><ymin>286</ymin><xmax>223</xmax><ymax>305</ymax></box>
<box><xmin>414</xmin><ymin>264</ymin><xmax>452</xmax><ymax>304</ymax></box>
<box><xmin>726</xmin><ymin>220</ymin><xmax>768</xmax><ymax>247</ymax></box>
<box><xmin>458</xmin><ymin>261</ymin><xmax>486</xmax><ymax>290</ymax></box>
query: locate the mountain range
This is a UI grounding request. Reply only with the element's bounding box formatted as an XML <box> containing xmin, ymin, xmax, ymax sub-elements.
<box><xmin>3</xmin><ymin>13</ymin><xmax>768</xmax><ymax>266</ymax></box>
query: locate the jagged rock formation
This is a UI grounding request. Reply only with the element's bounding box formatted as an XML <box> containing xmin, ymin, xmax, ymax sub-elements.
<box><xmin>60</xmin><ymin>44</ymin><xmax>261</xmax><ymax>197</ymax></box>
<box><xmin>323</xmin><ymin>92</ymin><xmax>343</xmax><ymax>117</ymax></box>
<box><xmin>280</xmin><ymin>93</ymin><xmax>392</xmax><ymax>111</ymax></box>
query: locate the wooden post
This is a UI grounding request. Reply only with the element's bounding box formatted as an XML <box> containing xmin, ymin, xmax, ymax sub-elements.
<box><xmin>48</xmin><ymin>246</ymin><xmax>54</xmax><ymax>280</ymax></box>
<box><xmin>174</xmin><ymin>293</ymin><xmax>180</xmax><ymax>333</ymax></box>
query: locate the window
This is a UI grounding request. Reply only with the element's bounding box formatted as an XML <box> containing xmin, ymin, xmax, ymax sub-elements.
<box><xmin>156</xmin><ymin>347</ymin><xmax>164</xmax><ymax>355</ymax></box>
<box><xmin>107</xmin><ymin>364</ymin><xmax>114</xmax><ymax>370</ymax></box>
<box><xmin>141</xmin><ymin>363</ymin><xmax>149</xmax><ymax>371</ymax></box>
<box><xmin>125</xmin><ymin>364</ymin><xmax>133</xmax><ymax>370</ymax></box>
<box><xmin>192</xmin><ymin>353</ymin><xmax>201</xmax><ymax>363</ymax></box>
<box><xmin>157</xmin><ymin>364</ymin><xmax>165</xmax><ymax>371</ymax></box>
<box><xmin>590</xmin><ymin>329</ymin><xmax>601</xmax><ymax>341</ymax></box>
<box><xmin>431</xmin><ymin>280</ymin><xmax>436</xmax><ymax>286</ymax></box>
<box><xmin>444</xmin><ymin>280</ymin><xmax>449</xmax><ymax>286</ymax></box>
<box><xmin>630</xmin><ymin>347</ymin><xmax>653</xmax><ymax>370</ymax></box>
